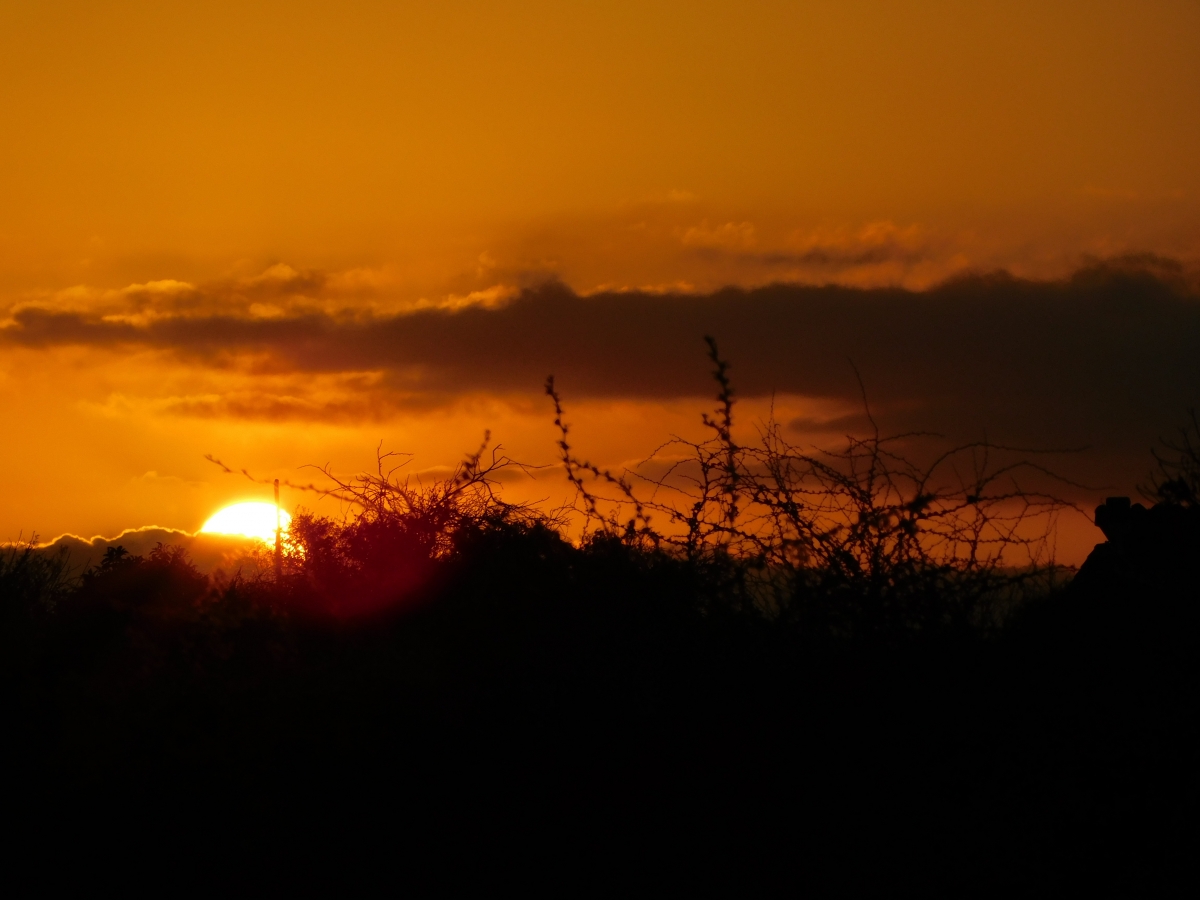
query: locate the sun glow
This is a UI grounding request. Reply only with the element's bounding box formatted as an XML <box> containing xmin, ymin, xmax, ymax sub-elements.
<box><xmin>200</xmin><ymin>502</ymin><xmax>291</xmax><ymax>544</ymax></box>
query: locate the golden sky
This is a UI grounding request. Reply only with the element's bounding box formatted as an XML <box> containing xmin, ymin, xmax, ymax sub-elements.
<box><xmin>2</xmin><ymin>1</ymin><xmax>1199</xmax><ymax>563</ymax></box>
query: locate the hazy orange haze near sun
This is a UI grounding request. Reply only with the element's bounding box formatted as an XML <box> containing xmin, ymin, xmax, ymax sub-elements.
<box><xmin>2</xmin><ymin>0</ymin><xmax>1199</xmax><ymax>563</ymax></box>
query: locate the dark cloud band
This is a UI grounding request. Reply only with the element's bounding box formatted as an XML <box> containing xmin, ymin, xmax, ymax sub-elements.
<box><xmin>5</xmin><ymin>259</ymin><xmax>1198</xmax><ymax>465</ymax></box>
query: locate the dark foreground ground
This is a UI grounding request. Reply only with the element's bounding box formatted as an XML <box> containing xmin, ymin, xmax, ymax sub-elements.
<box><xmin>2</xmin><ymin>521</ymin><xmax>1198</xmax><ymax>892</ymax></box>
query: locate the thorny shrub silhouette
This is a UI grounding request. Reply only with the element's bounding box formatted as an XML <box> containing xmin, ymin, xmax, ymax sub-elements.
<box><xmin>547</xmin><ymin>337</ymin><xmax>1076</xmax><ymax>636</ymax></box>
<box><xmin>260</xmin><ymin>435</ymin><xmax>554</xmax><ymax>616</ymax></box>
<box><xmin>1144</xmin><ymin>407</ymin><xmax>1200</xmax><ymax>508</ymax></box>
<box><xmin>7</xmin><ymin>339</ymin><xmax>1079</xmax><ymax>633</ymax></box>
<box><xmin>188</xmin><ymin>338</ymin><xmax>1080</xmax><ymax>633</ymax></box>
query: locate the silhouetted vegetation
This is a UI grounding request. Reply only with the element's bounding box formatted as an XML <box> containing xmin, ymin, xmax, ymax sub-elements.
<box><xmin>547</xmin><ymin>338</ymin><xmax>1075</xmax><ymax>638</ymax></box>
<box><xmin>1145</xmin><ymin>407</ymin><xmax>1200</xmax><ymax>508</ymax></box>
<box><xmin>3</xmin><ymin>346</ymin><xmax>1198</xmax><ymax>889</ymax></box>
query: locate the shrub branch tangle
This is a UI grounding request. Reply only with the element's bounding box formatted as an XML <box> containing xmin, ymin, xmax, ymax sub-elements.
<box><xmin>206</xmin><ymin>435</ymin><xmax>551</xmax><ymax>614</ymax></box>
<box><xmin>1144</xmin><ymin>408</ymin><xmax>1200</xmax><ymax>508</ymax></box>
<box><xmin>0</xmin><ymin>537</ymin><xmax>73</xmax><ymax>620</ymax></box>
<box><xmin>548</xmin><ymin>338</ymin><xmax>1078</xmax><ymax>635</ymax></box>
<box><xmin>197</xmin><ymin>339</ymin><xmax>1078</xmax><ymax>632</ymax></box>
<box><xmin>289</xmin><ymin>437</ymin><xmax>558</xmax><ymax>609</ymax></box>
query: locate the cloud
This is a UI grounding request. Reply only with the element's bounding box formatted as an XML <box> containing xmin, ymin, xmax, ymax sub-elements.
<box><xmin>680</xmin><ymin>220</ymin><xmax>931</xmax><ymax>267</ymax></box>
<box><xmin>785</xmin><ymin>411</ymin><xmax>878</xmax><ymax>436</ymax></box>
<box><xmin>681</xmin><ymin>220</ymin><xmax>757</xmax><ymax>250</ymax></box>
<box><xmin>769</xmin><ymin>221</ymin><xmax>929</xmax><ymax>268</ymax></box>
<box><xmin>33</xmin><ymin>527</ymin><xmax>269</xmax><ymax>576</ymax></box>
<box><xmin>3</xmin><ymin>256</ymin><xmax>1198</xmax><ymax>474</ymax></box>
<box><xmin>2</xmin><ymin>264</ymin><xmax>515</xmax><ymax>326</ymax></box>
<box><xmin>669</xmin><ymin>219</ymin><xmax>963</xmax><ymax>289</ymax></box>
<box><xmin>80</xmin><ymin>371</ymin><xmax>453</xmax><ymax>423</ymax></box>
<box><xmin>149</xmin><ymin>387</ymin><xmax>454</xmax><ymax>423</ymax></box>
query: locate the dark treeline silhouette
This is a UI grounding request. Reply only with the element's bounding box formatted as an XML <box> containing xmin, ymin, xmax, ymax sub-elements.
<box><xmin>3</xmin><ymin>348</ymin><xmax>1199</xmax><ymax>890</ymax></box>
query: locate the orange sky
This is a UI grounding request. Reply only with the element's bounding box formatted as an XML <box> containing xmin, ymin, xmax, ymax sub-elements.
<box><xmin>3</xmin><ymin>1</ymin><xmax>1199</xmax><ymax>563</ymax></box>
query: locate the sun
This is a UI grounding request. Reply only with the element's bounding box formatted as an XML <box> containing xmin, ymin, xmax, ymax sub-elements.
<box><xmin>200</xmin><ymin>502</ymin><xmax>292</xmax><ymax>544</ymax></box>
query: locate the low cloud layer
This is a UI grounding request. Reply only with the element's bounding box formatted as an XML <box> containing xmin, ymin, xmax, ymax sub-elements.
<box><xmin>32</xmin><ymin>528</ymin><xmax>269</xmax><ymax>577</ymax></box>
<box><xmin>4</xmin><ymin>257</ymin><xmax>1198</xmax><ymax>472</ymax></box>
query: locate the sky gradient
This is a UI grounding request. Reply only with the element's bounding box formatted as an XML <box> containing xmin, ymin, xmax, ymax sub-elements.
<box><xmin>3</xmin><ymin>1</ymin><xmax>1199</xmax><ymax>563</ymax></box>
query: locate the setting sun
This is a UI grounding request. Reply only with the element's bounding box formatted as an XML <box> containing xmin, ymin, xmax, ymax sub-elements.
<box><xmin>199</xmin><ymin>502</ymin><xmax>291</xmax><ymax>544</ymax></box>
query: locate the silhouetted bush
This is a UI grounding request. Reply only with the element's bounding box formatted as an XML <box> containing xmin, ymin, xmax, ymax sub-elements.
<box><xmin>3</xmin><ymin>343</ymin><xmax>1198</xmax><ymax>890</ymax></box>
<box><xmin>547</xmin><ymin>338</ymin><xmax>1074</xmax><ymax>637</ymax></box>
<box><xmin>1061</xmin><ymin>406</ymin><xmax>1200</xmax><ymax>636</ymax></box>
<box><xmin>1145</xmin><ymin>408</ymin><xmax>1200</xmax><ymax>508</ymax></box>
<box><xmin>0</xmin><ymin>537</ymin><xmax>72</xmax><ymax>620</ymax></box>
